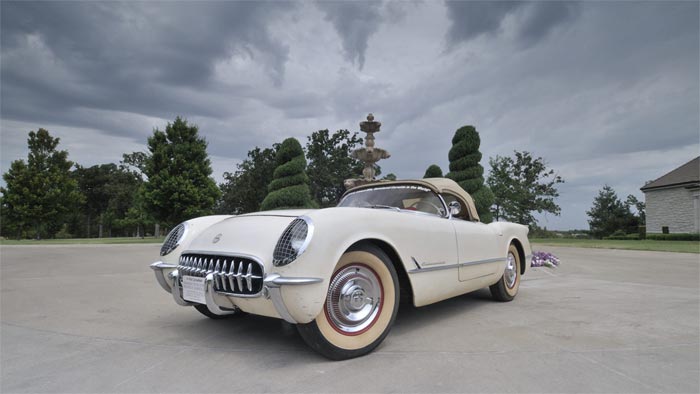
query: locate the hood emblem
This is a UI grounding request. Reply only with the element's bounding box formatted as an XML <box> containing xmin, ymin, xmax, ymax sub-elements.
<box><xmin>212</xmin><ymin>233</ymin><xmax>222</xmax><ymax>244</ymax></box>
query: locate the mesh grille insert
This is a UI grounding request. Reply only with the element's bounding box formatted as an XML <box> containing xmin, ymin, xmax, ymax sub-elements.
<box><xmin>160</xmin><ymin>223</ymin><xmax>185</xmax><ymax>256</ymax></box>
<box><xmin>273</xmin><ymin>218</ymin><xmax>308</xmax><ymax>266</ymax></box>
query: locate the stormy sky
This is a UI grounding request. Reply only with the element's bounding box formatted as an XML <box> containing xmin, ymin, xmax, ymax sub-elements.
<box><xmin>1</xmin><ymin>1</ymin><xmax>698</xmax><ymax>230</ymax></box>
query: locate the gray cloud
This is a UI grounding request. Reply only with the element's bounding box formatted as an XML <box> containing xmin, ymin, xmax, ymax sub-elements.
<box><xmin>445</xmin><ymin>1</ymin><xmax>580</xmax><ymax>47</ymax></box>
<box><xmin>316</xmin><ymin>1</ymin><xmax>384</xmax><ymax>69</ymax></box>
<box><xmin>1</xmin><ymin>1</ymin><xmax>698</xmax><ymax>230</ymax></box>
<box><xmin>0</xmin><ymin>1</ymin><xmax>293</xmax><ymax>127</ymax></box>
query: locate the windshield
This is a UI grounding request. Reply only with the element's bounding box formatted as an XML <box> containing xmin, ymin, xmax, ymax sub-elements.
<box><xmin>338</xmin><ymin>185</ymin><xmax>446</xmax><ymax>217</ymax></box>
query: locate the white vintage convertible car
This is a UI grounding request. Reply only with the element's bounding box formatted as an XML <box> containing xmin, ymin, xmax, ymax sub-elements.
<box><xmin>151</xmin><ymin>178</ymin><xmax>531</xmax><ymax>359</ymax></box>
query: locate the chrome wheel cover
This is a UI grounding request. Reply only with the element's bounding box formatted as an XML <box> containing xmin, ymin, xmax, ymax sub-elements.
<box><xmin>504</xmin><ymin>252</ymin><xmax>518</xmax><ymax>289</ymax></box>
<box><xmin>326</xmin><ymin>264</ymin><xmax>382</xmax><ymax>334</ymax></box>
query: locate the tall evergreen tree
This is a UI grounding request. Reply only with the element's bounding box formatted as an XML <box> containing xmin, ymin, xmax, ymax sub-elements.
<box><xmin>423</xmin><ymin>164</ymin><xmax>443</xmax><ymax>178</ymax></box>
<box><xmin>587</xmin><ymin>185</ymin><xmax>639</xmax><ymax>238</ymax></box>
<box><xmin>142</xmin><ymin>117</ymin><xmax>220</xmax><ymax>226</ymax></box>
<box><xmin>260</xmin><ymin>138</ymin><xmax>316</xmax><ymax>210</ymax></box>
<box><xmin>1</xmin><ymin>129</ymin><xmax>82</xmax><ymax>239</ymax></box>
<box><xmin>445</xmin><ymin>125</ymin><xmax>494</xmax><ymax>222</ymax></box>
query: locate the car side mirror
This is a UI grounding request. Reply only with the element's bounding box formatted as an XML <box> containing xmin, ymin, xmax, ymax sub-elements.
<box><xmin>448</xmin><ymin>201</ymin><xmax>461</xmax><ymax>216</ymax></box>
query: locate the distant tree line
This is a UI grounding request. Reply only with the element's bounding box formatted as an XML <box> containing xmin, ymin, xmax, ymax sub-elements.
<box><xmin>0</xmin><ymin>118</ymin><xmax>382</xmax><ymax>239</ymax></box>
<box><xmin>0</xmin><ymin>116</ymin><xmax>642</xmax><ymax>240</ymax></box>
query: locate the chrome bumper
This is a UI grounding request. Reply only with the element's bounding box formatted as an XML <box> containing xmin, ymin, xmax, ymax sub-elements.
<box><xmin>150</xmin><ymin>261</ymin><xmax>322</xmax><ymax>323</ymax></box>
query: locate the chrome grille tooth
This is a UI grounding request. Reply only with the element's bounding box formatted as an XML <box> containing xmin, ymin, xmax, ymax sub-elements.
<box><xmin>220</xmin><ymin>260</ymin><xmax>229</xmax><ymax>291</ymax></box>
<box><xmin>214</xmin><ymin>260</ymin><xmax>222</xmax><ymax>289</ymax></box>
<box><xmin>208</xmin><ymin>258</ymin><xmax>214</xmax><ymax>273</ymax></box>
<box><xmin>197</xmin><ymin>258</ymin><xmax>203</xmax><ymax>275</ymax></box>
<box><xmin>236</xmin><ymin>262</ymin><xmax>244</xmax><ymax>291</ymax></box>
<box><xmin>245</xmin><ymin>263</ymin><xmax>253</xmax><ymax>292</ymax></box>
<box><xmin>228</xmin><ymin>260</ymin><xmax>237</xmax><ymax>291</ymax></box>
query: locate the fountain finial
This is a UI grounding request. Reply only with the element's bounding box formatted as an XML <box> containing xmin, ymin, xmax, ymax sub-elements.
<box><xmin>344</xmin><ymin>113</ymin><xmax>391</xmax><ymax>189</ymax></box>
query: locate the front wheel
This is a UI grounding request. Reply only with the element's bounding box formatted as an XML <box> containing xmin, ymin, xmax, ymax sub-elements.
<box><xmin>194</xmin><ymin>304</ymin><xmax>244</xmax><ymax>319</ymax></box>
<box><xmin>297</xmin><ymin>244</ymin><xmax>399</xmax><ymax>360</ymax></box>
<box><xmin>489</xmin><ymin>244</ymin><xmax>521</xmax><ymax>302</ymax></box>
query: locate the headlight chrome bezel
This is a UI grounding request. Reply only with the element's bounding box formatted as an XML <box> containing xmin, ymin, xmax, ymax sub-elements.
<box><xmin>273</xmin><ymin>216</ymin><xmax>314</xmax><ymax>266</ymax></box>
<box><xmin>160</xmin><ymin>222</ymin><xmax>189</xmax><ymax>256</ymax></box>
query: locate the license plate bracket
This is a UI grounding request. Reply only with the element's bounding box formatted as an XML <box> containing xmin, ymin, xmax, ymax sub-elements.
<box><xmin>182</xmin><ymin>276</ymin><xmax>206</xmax><ymax>304</ymax></box>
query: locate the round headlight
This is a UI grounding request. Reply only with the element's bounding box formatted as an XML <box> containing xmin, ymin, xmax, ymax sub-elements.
<box><xmin>160</xmin><ymin>222</ymin><xmax>188</xmax><ymax>256</ymax></box>
<box><xmin>273</xmin><ymin>216</ymin><xmax>314</xmax><ymax>266</ymax></box>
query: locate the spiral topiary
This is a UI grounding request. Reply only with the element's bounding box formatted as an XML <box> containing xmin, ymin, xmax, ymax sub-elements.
<box><xmin>445</xmin><ymin>125</ymin><xmax>494</xmax><ymax>222</ymax></box>
<box><xmin>423</xmin><ymin>164</ymin><xmax>443</xmax><ymax>178</ymax></box>
<box><xmin>260</xmin><ymin>138</ymin><xmax>317</xmax><ymax>211</ymax></box>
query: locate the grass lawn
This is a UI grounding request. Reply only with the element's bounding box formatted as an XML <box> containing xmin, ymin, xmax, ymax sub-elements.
<box><xmin>532</xmin><ymin>238</ymin><xmax>700</xmax><ymax>254</ymax></box>
<box><xmin>0</xmin><ymin>237</ymin><xmax>164</xmax><ymax>246</ymax></box>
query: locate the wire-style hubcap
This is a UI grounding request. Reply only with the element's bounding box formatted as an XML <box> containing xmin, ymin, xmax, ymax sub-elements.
<box><xmin>326</xmin><ymin>264</ymin><xmax>382</xmax><ymax>334</ymax></box>
<box><xmin>504</xmin><ymin>252</ymin><xmax>518</xmax><ymax>289</ymax></box>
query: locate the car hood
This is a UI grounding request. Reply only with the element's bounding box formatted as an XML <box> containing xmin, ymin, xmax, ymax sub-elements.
<box><xmin>184</xmin><ymin>212</ymin><xmax>313</xmax><ymax>264</ymax></box>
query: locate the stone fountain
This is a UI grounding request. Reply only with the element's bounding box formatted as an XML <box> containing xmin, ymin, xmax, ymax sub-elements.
<box><xmin>344</xmin><ymin>113</ymin><xmax>391</xmax><ymax>189</ymax></box>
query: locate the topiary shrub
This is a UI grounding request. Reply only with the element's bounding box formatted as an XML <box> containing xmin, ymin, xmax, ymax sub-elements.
<box><xmin>260</xmin><ymin>138</ymin><xmax>317</xmax><ymax>211</ymax></box>
<box><xmin>445</xmin><ymin>125</ymin><xmax>494</xmax><ymax>222</ymax></box>
<box><xmin>423</xmin><ymin>164</ymin><xmax>443</xmax><ymax>178</ymax></box>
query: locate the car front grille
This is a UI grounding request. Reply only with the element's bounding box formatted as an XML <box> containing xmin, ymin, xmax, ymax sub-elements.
<box><xmin>178</xmin><ymin>253</ymin><xmax>264</xmax><ymax>296</ymax></box>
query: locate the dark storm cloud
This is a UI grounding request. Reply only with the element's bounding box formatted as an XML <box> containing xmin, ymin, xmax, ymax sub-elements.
<box><xmin>445</xmin><ymin>1</ymin><xmax>580</xmax><ymax>46</ymax></box>
<box><xmin>316</xmin><ymin>1</ymin><xmax>384</xmax><ymax>69</ymax></box>
<box><xmin>1</xmin><ymin>1</ymin><xmax>698</xmax><ymax>230</ymax></box>
<box><xmin>0</xmin><ymin>1</ymin><xmax>293</xmax><ymax>127</ymax></box>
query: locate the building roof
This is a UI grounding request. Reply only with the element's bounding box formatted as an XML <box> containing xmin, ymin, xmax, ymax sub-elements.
<box><xmin>343</xmin><ymin>177</ymin><xmax>480</xmax><ymax>221</ymax></box>
<box><xmin>641</xmin><ymin>156</ymin><xmax>700</xmax><ymax>191</ymax></box>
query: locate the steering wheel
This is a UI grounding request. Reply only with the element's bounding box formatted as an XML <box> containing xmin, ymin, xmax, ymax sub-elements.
<box><xmin>409</xmin><ymin>200</ymin><xmax>443</xmax><ymax>215</ymax></box>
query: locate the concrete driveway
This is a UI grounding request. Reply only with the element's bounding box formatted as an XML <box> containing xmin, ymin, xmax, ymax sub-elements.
<box><xmin>1</xmin><ymin>244</ymin><xmax>698</xmax><ymax>393</ymax></box>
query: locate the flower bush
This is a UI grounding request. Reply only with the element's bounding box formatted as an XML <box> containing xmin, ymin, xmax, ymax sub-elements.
<box><xmin>531</xmin><ymin>251</ymin><xmax>560</xmax><ymax>268</ymax></box>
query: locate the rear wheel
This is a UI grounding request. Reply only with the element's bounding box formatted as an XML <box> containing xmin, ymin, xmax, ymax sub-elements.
<box><xmin>489</xmin><ymin>244</ymin><xmax>521</xmax><ymax>302</ymax></box>
<box><xmin>297</xmin><ymin>244</ymin><xmax>399</xmax><ymax>360</ymax></box>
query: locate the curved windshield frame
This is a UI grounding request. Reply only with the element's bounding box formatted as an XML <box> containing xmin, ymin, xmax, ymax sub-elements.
<box><xmin>338</xmin><ymin>185</ymin><xmax>447</xmax><ymax>217</ymax></box>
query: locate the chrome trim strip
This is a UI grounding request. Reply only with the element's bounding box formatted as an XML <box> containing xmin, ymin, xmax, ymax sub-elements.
<box><xmin>183</xmin><ymin>250</ymin><xmax>264</xmax><ymax>265</ymax></box>
<box><xmin>150</xmin><ymin>261</ymin><xmax>177</xmax><ymax>293</ymax></box>
<box><xmin>263</xmin><ymin>274</ymin><xmax>323</xmax><ymax>324</ymax></box>
<box><xmin>295</xmin><ymin>215</ymin><xmax>315</xmax><ymax>259</ymax></box>
<box><xmin>266</xmin><ymin>275</ymin><xmax>323</xmax><ymax>286</ymax></box>
<box><xmin>408</xmin><ymin>262</ymin><xmax>460</xmax><ymax>273</ymax></box>
<box><xmin>408</xmin><ymin>257</ymin><xmax>506</xmax><ymax>274</ymax></box>
<box><xmin>460</xmin><ymin>257</ymin><xmax>506</xmax><ymax>267</ymax></box>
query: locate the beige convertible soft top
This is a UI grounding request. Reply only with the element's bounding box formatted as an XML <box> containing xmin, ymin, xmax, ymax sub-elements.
<box><xmin>343</xmin><ymin>177</ymin><xmax>480</xmax><ymax>222</ymax></box>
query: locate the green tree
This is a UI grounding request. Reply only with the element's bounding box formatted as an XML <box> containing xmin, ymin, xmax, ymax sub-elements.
<box><xmin>73</xmin><ymin>163</ymin><xmax>117</xmax><ymax>237</ymax></box>
<box><xmin>487</xmin><ymin>151</ymin><xmax>564</xmax><ymax>227</ymax></box>
<box><xmin>260</xmin><ymin>138</ymin><xmax>316</xmax><ymax>210</ymax></box>
<box><xmin>587</xmin><ymin>185</ymin><xmax>638</xmax><ymax>238</ymax></box>
<box><xmin>305</xmin><ymin>129</ymin><xmax>364</xmax><ymax>207</ymax></box>
<box><xmin>626</xmin><ymin>194</ymin><xmax>646</xmax><ymax>225</ymax></box>
<box><xmin>142</xmin><ymin>117</ymin><xmax>220</xmax><ymax>226</ymax></box>
<box><xmin>217</xmin><ymin>145</ymin><xmax>279</xmax><ymax>214</ymax></box>
<box><xmin>445</xmin><ymin>125</ymin><xmax>494</xmax><ymax>222</ymax></box>
<box><xmin>423</xmin><ymin>164</ymin><xmax>443</xmax><ymax>178</ymax></box>
<box><xmin>1</xmin><ymin>128</ymin><xmax>82</xmax><ymax>239</ymax></box>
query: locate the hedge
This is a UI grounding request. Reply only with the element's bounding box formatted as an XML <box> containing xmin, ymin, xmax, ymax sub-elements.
<box><xmin>646</xmin><ymin>233</ymin><xmax>700</xmax><ymax>241</ymax></box>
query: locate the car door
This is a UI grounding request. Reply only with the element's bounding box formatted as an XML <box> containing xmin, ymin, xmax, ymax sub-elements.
<box><xmin>442</xmin><ymin>192</ymin><xmax>502</xmax><ymax>282</ymax></box>
<box><xmin>451</xmin><ymin>219</ymin><xmax>501</xmax><ymax>281</ymax></box>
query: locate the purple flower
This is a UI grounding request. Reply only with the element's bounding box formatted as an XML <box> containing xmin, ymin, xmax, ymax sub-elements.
<box><xmin>531</xmin><ymin>251</ymin><xmax>560</xmax><ymax>268</ymax></box>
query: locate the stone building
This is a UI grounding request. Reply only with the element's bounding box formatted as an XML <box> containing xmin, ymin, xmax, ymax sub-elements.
<box><xmin>641</xmin><ymin>156</ymin><xmax>700</xmax><ymax>234</ymax></box>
